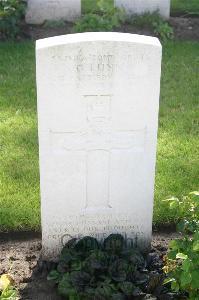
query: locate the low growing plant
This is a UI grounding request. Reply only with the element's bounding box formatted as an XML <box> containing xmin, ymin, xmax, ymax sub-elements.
<box><xmin>129</xmin><ymin>12</ymin><xmax>174</xmax><ymax>42</ymax></box>
<box><xmin>128</xmin><ymin>11</ymin><xmax>161</xmax><ymax>28</ymax></box>
<box><xmin>48</xmin><ymin>234</ymin><xmax>164</xmax><ymax>299</ymax></box>
<box><xmin>163</xmin><ymin>192</ymin><xmax>199</xmax><ymax>299</ymax></box>
<box><xmin>153</xmin><ymin>21</ymin><xmax>174</xmax><ymax>42</ymax></box>
<box><xmin>0</xmin><ymin>0</ymin><xmax>26</xmax><ymax>39</ymax></box>
<box><xmin>74</xmin><ymin>0</ymin><xmax>126</xmax><ymax>32</ymax></box>
<box><xmin>0</xmin><ymin>274</ymin><xmax>18</xmax><ymax>300</ymax></box>
<box><xmin>163</xmin><ymin>191</ymin><xmax>199</xmax><ymax>233</ymax></box>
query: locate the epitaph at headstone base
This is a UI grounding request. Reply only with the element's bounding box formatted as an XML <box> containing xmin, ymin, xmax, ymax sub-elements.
<box><xmin>36</xmin><ymin>33</ymin><xmax>162</xmax><ymax>260</ymax></box>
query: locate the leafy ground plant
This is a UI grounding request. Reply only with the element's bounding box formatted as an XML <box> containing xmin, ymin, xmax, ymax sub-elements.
<box><xmin>163</xmin><ymin>192</ymin><xmax>199</xmax><ymax>299</ymax></box>
<box><xmin>0</xmin><ymin>274</ymin><xmax>18</xmax><ymax>300</ymax></box>
<box><xmin>163</xmin><ymin>192</ymin><xmax>199</xmax><ymax>233</ymax></box>
<box><xmin>48</xmin><ymin>234</ymin><xmax>183</xmax><ymax>299</ymax></box>
<box><xmin>74</xmin><ymin>0</ymin><xmax>126</xmax><ymax>32</ymax></box>
<box><xmin>0</xmin><ymin>0</ymin><xmax>26</xmax><ymax>39</ymax></box>
<box><xmin>129</xmin><ymin>12</ymin><xmax>174</xmax><ymax>42</ymax></box>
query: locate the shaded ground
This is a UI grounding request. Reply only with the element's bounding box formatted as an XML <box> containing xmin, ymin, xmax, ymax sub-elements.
<box><xmin>23</xmin><ymin>17</ymin><xmax>199</xmax><ymax>41</ymax></box>
<box><xmin>0</xmin><ymin>232</ymin><xmax>181</xmax><ymax>300</ymax></box>
<box><xmin>169</xmin><ymin>17</ymin><xmax>199</xmax><ymax>40</ymax></box>
<box><xmin>119</xmin><ymin>17</ymin><xmax>199</xmax><ymax>41</ymax></box>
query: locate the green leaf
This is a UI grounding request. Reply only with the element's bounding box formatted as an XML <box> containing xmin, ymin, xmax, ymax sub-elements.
<box><xmin>47</xmin><ymin>270</ymin><xmax>61</xmax><ymax>283</ymax></box>
<box><xmin>171</xmin><ymin>281</ymin><xmax>179</xmax><ymax>292</ymax></box>
<box><xmin>191</xmin><ymin>270</ymin><xmax>199</xmax><ymax>289</ymax></box>
<box><xmin>189</xmin><ymin>191</ymin><xmax>199</xmax><ymax>196</ymax></box>
<box><xmin>83</xmin><ymin>250</ymin><xmax>108</xmax><ymax>274</ymax></box>
<box><xmin>108</xmin><ymin>259</ymin><xmax>128</xmax><ymax>282</ymax></box>
<box><xmin>193</xmin><ymin>232</ymin><xmax>199</xmax><ymax>240</ymax></box>
<box><xmin>182</xmin><ymin>259</ymin><xmax>192</xmax><ymax>272</ymax></box>
<box><xmin>95</xmin><ymin>281</ymin><xmax>115</xmax><ymax>298</ymax></box>
<box><xmin>118</xmin><ymin>281</ymin><xmax>135</xmax><ymax>296</ymax></box>
<box><xmin>162</xmin><ymin>197</ymin><xmax>179</xmax><ymax>202</ymax></box>
<box><xmin>176</xmin><ymin>253</ymin><xmax>188</xmax><ymax>260</ymax></box>
<box><xmin>70</xmin><ymin>271</ymin><xmax>91</xmax><ymax>290</ymax></box>
<box><xmin>167</xmin><ymin>249</ymin><xmax>177</xmax><ymax>260</ymax></box>
<box><xmin>169</xmin><ymin>240</ymin><xmax>181</xmax><ymax>251</ymax></box>
<box><xmin>103</xmin><ymin>234</ymin><xmax>124</xmax><ymax>254</ymax></box>
<box><xmin>124</xmin><ymin>249</ymin><xmax>145</xmax><ymax>268</ymax></box>
<box><xmin>169</xmin><ymin>239</ymin><xmax>180</xmax><ymax>250</ymax></box>
<box><xmin>177</xmin><ymin>220</ymin><xmax>187</xmax><ymax>233</ymax></box>
<box><xmin>0</xmin><ymin>286</ymin><xmax>18</xmax><ymax>299</ymax></box>
<box><xmin>58</xmin><ymin>273</ymin><xmax>77</xmax><ymax>298</ymax></box>
<box><xmin>193</xmin><ymin>240</ymin><xmax>199</xmax><ymax>252</ymax></box>
<box><xmin>180</xmin><ymin>272</ymin><xmax>192</xmax><ymax>287</ymax></box>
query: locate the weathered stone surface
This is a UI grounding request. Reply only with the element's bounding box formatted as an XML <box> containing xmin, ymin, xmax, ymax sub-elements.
<box><xmin>115</xmin><ymin>0</ymin><xmax>170</xmax><ymax>19</ymax></box>
<box><xmin>26</xmin><ymin>0</ymin><xmax>81</xmax><ymax>24</ymax></box>
<box><xmin>36</xmin><ymin>32</ymin><xmax>162</xmax><ymax>260</ymax></box>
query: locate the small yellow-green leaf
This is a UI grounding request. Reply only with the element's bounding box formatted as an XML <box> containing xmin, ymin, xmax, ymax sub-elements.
<box><xmin>0</xmin><ymin>274</ymin><xmax>14</xmax><ymax>291</ymax></box>
<box><xmin>189</xmin><ymin>191</ymin><xmax>199</xmax><ymax>196</ymax></box>
<box><xmin>170</xmin><ymin>201</ymin><xmax>179</xmax><ymax>209</ymax></box>
<box><xmin>163</xmin><ymin>277</ymin><xmax>175</xmax><ymax>285</ymax></box>
<box><xmin>162</xmin><ymin>197</ymin><xmax>179</xmax><ymax>202</ymax></box>
<box><xmin>176</xmin><ymin>253</ymin><xmax>188</xmax><ymax>260</ymax></box>
<box><xmin>193</xmin><ymin>240</ymin><xmax>199</xmax><ymax>252</ymax></box>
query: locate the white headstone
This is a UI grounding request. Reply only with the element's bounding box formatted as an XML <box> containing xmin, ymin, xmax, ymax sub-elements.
<box><xmin>26</xmin><ymin>0</ymin><xmax>81</xmax><ymax>24</ymax></box>
<box><xmin>115</xmin><ymin>0</ymin><xmax>170</xmax><ymax>19</ymax></box>
<box><xmin>36</xmin><ymin>32</ymin><xmax>162</xmax><ymax>260</ymax></box>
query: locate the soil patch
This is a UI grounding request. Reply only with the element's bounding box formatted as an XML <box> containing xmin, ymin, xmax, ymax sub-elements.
<box><xmin>0</xmin><ymin>232</ymin><xmax>181</xmax><ymax>300</ymax></box>
<box><xmin>169</xmin><ymin>17</ymin><xmax>199</xmax><ymax>41</ymax></box>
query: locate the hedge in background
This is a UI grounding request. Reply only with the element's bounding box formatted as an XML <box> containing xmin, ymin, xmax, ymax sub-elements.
<box><xmin>0</xmin><ymin>0</ymin><xmax>26</xmax><ymax>39</ymax></box>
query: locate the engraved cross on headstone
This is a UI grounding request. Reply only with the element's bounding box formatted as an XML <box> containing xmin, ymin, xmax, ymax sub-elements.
<box><xmin>51</xmin><ymin>95</ymin><xmax>146</xmax><ymax>209</ymax></box>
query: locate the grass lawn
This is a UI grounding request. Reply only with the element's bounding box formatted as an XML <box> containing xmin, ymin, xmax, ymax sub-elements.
<box><xmin>0</xmin><ymin>40</ymin><xmax>198</xmax><ymax>231</ymax></box>
<box><xmin>0</xmin><ymin>43</ymin><xmax>40</xmax><ymax>231</ymax></box>
<box><xmin>171</xmin><ymin>0</ymin><xmax>199</xmax><ymax>15</ymax></box>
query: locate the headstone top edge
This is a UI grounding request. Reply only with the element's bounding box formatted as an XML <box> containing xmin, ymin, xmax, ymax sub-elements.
<box><xmin>36</xmin><ymin>32</ymin><xmax>161</xmax><ymax>51</ymax></box>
